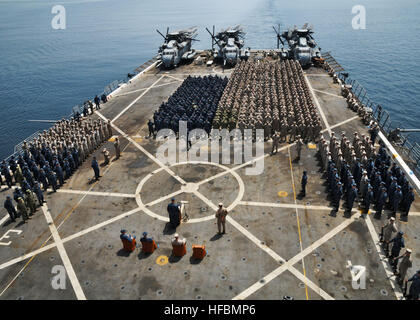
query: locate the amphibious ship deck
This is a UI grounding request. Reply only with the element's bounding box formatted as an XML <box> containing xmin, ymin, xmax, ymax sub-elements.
<box><xmin>1</xmin><ymin>54</ymin><xmax>420</xmax><ymax>300</ymax></box>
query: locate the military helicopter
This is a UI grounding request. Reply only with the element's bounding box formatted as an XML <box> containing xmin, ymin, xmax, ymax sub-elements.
<box><xmin>156</xmin><ymin>27</ymin><xmax>199</xmax><ymax>68</ymax></box>
<box><xmin>205</xmin><ymin>25</ymin><xmax>250</xmax><ymax>67</ymax></box>
<box><xmin>273</xmin><ymin>23</ymin><xmax>322</xmax><ymax>68</ymax></box>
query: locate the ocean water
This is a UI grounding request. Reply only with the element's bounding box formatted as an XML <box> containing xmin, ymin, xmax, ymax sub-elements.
<box><xmin>0</xmin><ymin>0</ymin><xmax>419</xmax><ymax>159</ymax></box>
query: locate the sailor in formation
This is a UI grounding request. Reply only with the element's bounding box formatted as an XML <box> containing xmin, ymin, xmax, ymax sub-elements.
<box><xmin>215</xmin><ymin>60</ymin><xmax>322</xmax><ymax>143</ymax></box>
<box><xmin>318</xmin><ymin>132</ymin><xmax>415</xmax><ymax>216</ymax></box>
<box><xmin>0</xmin><ymin>114</ymin><xmax>112</xmax><ymax>222</ymax></box>
<box><xmin>154</xmin><ymin>75</ymin><xmax>227</xmax><ymax>136</ymax></box>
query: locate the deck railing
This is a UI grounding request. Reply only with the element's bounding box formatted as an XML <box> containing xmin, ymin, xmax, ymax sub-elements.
<box><xmin>3</xmin><ymin>57</ymin><xmax>160</xmax><ymax>163</ymax></box>
<box><xmin>330</xmin><ymin>56</ymin><xmax>420</xmax><ymax>177</ymax></box>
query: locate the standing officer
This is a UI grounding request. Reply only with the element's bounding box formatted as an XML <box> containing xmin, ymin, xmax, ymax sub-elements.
<box><xmin>346</xmin><ymin>184</ymin><xmax>358</xmax><ymax>215</ymax></box>
<box><xmin>381</xmin><ymin>217</ymin><xmax>397</xmax><ymax>256</ymax></box>
<box><xmin>91</xmin><ymin>156</ymin><xmax>100</xmax><ymax>181</ymax></box>
<box><xmin>215</xmin><ymin>202</ymin><xmax>228</xmax><ymax>234</ymax></box>
<box><xmin>17</xmin><ymin>197</ymin><xmax>29</xmax><ymax>222</ymax></box>
<box><xmin>296</xmin><ymin>135</ymin><xmax>304</xmax><ymax>160</ymax></box>
<box><xmin>406</xmin><ymin>270</ymin><xmax>420</xmax><ymax>300</ymax></box>
<box><xmin>38</xmin><ymin>168</ymin><xmax>48</xmax><ymax>191</ymax></box>
<box><xmin>3</xmin><ymin>196</ymin><xmax>17</xmax><ymax>222</ymax></box>
<box><xmin>271</xmin><ymin>133</ymin><xmax>279</xmax><ymax>155</ymax></box>
<box><xmin>167</xmin><ymin>198</ymin><xmax>181</xmax><ymax>229</ymax></box>
<box><xmin>375</xmin><ymin>186</ymin><xmax>388</xmax><ymax>219</ymax></box>
<box><xmin>389</xmin><ymin>231</ymin><xmax>405</xmax><ymax>260</ymax></box>
<box><xmin>363</xmin><ymin>185</ymin><xmax>373</xmax><ymax>214</ymax></box>
<box><xmin>401</xmin><ymin>186</ymin><xmax>415</xmax><ymax>217</ymax></box>
<box><xmin>114</xmin><ymin>137</ymin><xmax>121</xmax><ymax>159</ymax></box>
<box><xmin>32</xmin><ymin>182</ymin><xmax>44</xmax><ymax>206</ymax></box>
<box><xmin>393</xmin><ymin>249</ymin><xmax>412</xmax><ymax>285</ymax></box>
<box><xmin>332</xmin><ymin>181</ymin><xmax>343</xmax><ymax>211</ymax></box>
<box><xmin>55</xmin><ymin>163</ymin><xmax>64</xmax><ymax>187</ymax></box>
<box><xmin>48</xmin><ymin>171</ymin><xmax>58</xmax><ymax>192</ymax></box>
<box><xmin>102</xmin><ymin>148</ymin><xmax>110</xmax><ymax>165</ymax></box>
<box><xmin>300</xmin><ymin>171</ymin><xmax>308</xmax><ymax>197</ymax></box>
<box><xmin>25</xmin><ymin>189</ymin><xmax>37</xmax><ymax>215</ymax></box>
<box><xmin>148</xmin><ymin>119</ymin><xmax>155</xmax><ymax>138</ymax></box>
<box><xmin>94</xmin><ymin>95</ymin><xmax>100</xmax><ymax>110</ymax></box>
<box><xmin>392</xmin><ymin>185</ymin><xmax>403</xmax><ymax>216</ymax></box>
<box><xmin>1</xmin><ymin>161</ymin><xmax>12</xmax><ymax>188</ymax></box>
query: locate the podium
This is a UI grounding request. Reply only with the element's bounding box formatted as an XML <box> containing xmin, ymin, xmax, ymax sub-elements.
<box><xmin>192</xmin><ymin>245</ymin><xmax>206</xmax><ymax>260</ymax></box>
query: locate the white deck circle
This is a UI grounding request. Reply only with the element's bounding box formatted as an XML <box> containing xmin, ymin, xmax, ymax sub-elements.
<box><xmin>135</xmin><ymin>161</ymin><xmax>245</xmax><ymax>223</ymax></box>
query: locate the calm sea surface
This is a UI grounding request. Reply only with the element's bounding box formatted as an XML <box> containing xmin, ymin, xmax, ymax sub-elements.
<box><xmin>0</xmin><ymin>0</ymin><xmax>419</xmax><ymax>159</ymax></box>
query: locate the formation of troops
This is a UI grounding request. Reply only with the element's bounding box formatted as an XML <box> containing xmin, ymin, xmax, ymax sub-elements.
<box><xmin>213</xmin><ymin>60</ymin><xmax>322</xmax><ymax>142</ymax></box>
<box><xmin>152</xmin><ymin>75</ymin><xmax>228</xmax><ymax>135</ymax></box>
<box><xmin>319</xmin><ymin>131</ymin><xmax>415</xmax><ymax>217</ymax></box>
<box><xmin>2</xmin><ymin>114</ymin><xmax>113</xmax><ymax>223</ymax></box>
<box><xmin>318</xmin><ymin>129</ymin><xmax>418</xmax><ymax>298</ymax></box>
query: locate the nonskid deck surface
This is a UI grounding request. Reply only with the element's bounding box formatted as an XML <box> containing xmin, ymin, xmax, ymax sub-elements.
<box><xmin>0</xmin><ymin>59</ymin><xmax>419</xmax><ymax>300</ymax></box>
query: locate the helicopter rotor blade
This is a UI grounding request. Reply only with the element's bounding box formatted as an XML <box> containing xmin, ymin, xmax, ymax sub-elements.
<box><xmin>206</xmin><ymin>27</ymin><xmax>222</xmax><ymax>48</ymax></box>
<box><xmin>156</xmin><ymin>29</ymin><xmax>167</xmax><ymax>41</ymax></box>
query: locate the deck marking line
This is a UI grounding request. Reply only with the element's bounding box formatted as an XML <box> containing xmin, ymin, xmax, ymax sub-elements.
<box><xmin>313</xmin><ymin>88</ymin><xmax>344</xmax><ymax>99</ymax></box>
<box><xmin>164</xmin><ymin>74</ymin><xmax>184</xmax><ymax>82</ymax></box>
<box><xmin>0</xmin><ymin>215</ymin><xmax>9</xmax><ymax>226</ymax></box>
<box><xmin>238</xmin><ymin>201</ymin><xmax>358</xmax><ymax>213</ymax></box>
<box><xmin>41</xmin><ymin>204</ymin><xmax>86</xmax><ymax>300</ymax></box>
<box><xmin>114</xmin><ymin>80</ymin><xmax>179</xmax><ymax>97</ymax></box>
<box><xmin>322</xmin><ymin>116</ymin><xmax>360</xmax><ymax>133</ymax></box>
<box><xmin>233</xmin><ymin>213</ymin><xmax>358</xmax><ymax>300</ymax></box>
<box><xmin>304</xmin><ymin>75</ymin><xmax>332</xmax><ymax>136</ymax></box>
<box><xmin>190</xmin><ymin>186</ymin><xmax>332</xmax><ymax>300</ymax></box>
<box><xmin>111</xmin><ymin>75</ymin><xmax>164</xmax><ymax>123</ymax></box>
<box><xmin>57</xmin><ymin>189</ymin><xmax>136</xmax><ymax>198</ymax></box>
<box><xmin>97</xmin><ymin>111</ymin><xmax>186</xmax><ymax>186</ymax></box>
<box><xmin>288</xmin><ymin>147</ymin><xmax>309</xmax><ymax>300</ymax></box>
<box><xmin>196</xmin><ymin>143</ymin><xmax>294</xmax><ymax>187</ymax></box>
<box><xmin>304</xmin><ymin>74</ymin><xmax>330</xmax><ymax>77</ymax></box>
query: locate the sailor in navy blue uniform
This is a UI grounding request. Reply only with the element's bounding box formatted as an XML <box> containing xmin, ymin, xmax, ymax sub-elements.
<box><xmin>4</xmin><ymin>196</ymin><xmax>17</xmax><ymax>222</ymax></box>
<box><xmin>32</xmin><ymin>182</ymin><xmax>44</xmax><ymax>206</ymax></box>
<box><xmin>346</xmin><ymin>183</ymin><xmax>358</xmax><ymax>214</ymax></box>
<box><xmin>389</xmin><ymin>231</ymin><xmax>405</xmax><ymax>260</ymax></box>
<box><xmin>1</xmin><ymin>161</ymin><xmax>12</xmax><ymax>188</ymax></box>
<box><xmin>406</xmin><ymin>270</ymin><xmax>420</xmax><ymax>300</ymax></box>
<box><xmin>401</xmin><ymin>186</ymin><xmax>415</xmax><ymax>217</ymax></box>
<box><xmin>91</xmin><ymin>156</ymin><xmax>100</xmax><ymax>180</ymax></box>
<box><xmin>167</xmin><ymin>198</ymin><xmax>181</xmax><ymax>228</ymax></box>
<box><xmin>300</xmin><ymin>171</ymin><xmax>308</xmax><ymax>197</ymax></box>
<box><xmin>392</xmin><ymin>185</ymin><xmax>403</xmax><ymax>216</ymax></box>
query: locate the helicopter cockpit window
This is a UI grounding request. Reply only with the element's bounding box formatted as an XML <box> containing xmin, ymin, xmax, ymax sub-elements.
<box><xmin>299</xmin><ymin>37</ymin><xmax>307</xmax><ymax>47</ymax></box>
